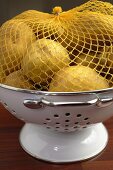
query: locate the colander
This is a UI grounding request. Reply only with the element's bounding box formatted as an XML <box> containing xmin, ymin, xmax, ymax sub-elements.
<box><xmin>1</xmin><ymin>0</ymin><xmax>113</xmax><ymax>164</ymax></box>
<box><xmin>0</xmin><ymin>83</ymin><xmax>113</xmax><ymax>163</ymax></box>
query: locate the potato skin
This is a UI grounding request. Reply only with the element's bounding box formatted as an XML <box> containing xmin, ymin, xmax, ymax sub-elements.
<box><xmin>73</xmin><ymin>0</ymin><xmax>113</xmax><ymax>16</ymax></box>
<box><xmin>4</xmin><ymin>70</ymin><xmax>34</xmax><ymax>89</ymax></box>
<box><xmin>0</xmin><ymin>19</ymin><xmax>36</xmax><ymax>74</ymax></box>
<box><xmin>0</xmin><ymin>66</ymin><xmax>6</xmax><ymax>83</ymax></box>
<box><xmin>49</xmin><ymin>65</ymin><xmax>109</xmax><ymax>92</ymax></box>
<box><xmin>22</xmin><ymin>38</ymin><xmax>70</xmax><ymax>85</ymax></box>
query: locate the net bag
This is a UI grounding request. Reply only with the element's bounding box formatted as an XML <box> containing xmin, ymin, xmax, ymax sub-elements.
<box><xmin>1</xmin><ymin>0</ymin><xmax>113</xmax><ymax>92</ymax></box>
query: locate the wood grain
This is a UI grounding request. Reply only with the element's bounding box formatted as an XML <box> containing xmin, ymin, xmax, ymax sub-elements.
<box><xmin>0</xmin><ymin>103</ymin><xmax>113</xmax><ymax>170</ymax></box>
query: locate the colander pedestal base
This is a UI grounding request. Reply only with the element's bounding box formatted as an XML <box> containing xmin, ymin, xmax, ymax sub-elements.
<box><xmin>19</xmin><ymin>123</ymin><xmax>108</xmax><ymax>163</ymax></box>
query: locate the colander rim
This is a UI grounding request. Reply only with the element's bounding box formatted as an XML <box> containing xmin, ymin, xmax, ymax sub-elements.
<box><xmin>0</xmin><ymin>83</ymin><xmax>113</xmax><ymax>96</ymax></box>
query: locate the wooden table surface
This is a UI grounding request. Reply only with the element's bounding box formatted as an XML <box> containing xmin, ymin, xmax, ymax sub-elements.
<box><xmin>0</xmin><ymin>103</ymin><xmax>113</xmax><ymax>170</ymax></box>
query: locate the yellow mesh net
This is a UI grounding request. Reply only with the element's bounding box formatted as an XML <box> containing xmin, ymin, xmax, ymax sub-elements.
<box><xmin>1</xmin><ymin>0</ymin><xmax>113</xmax><ymax>92</ymax></box>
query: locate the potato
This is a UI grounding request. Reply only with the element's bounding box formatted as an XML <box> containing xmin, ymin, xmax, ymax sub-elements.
<box><xmin>14</xmin><ymin>9</ymin><xmax>66</xmax><ymax>43</ymax></box>
<box><xmin>13</xmin><ymin>10</ymin><xmax>46</xmax><ymax>20</ymax></box>
<box><xmin>13</xmin><ymin>10</ymin><xmax>51</xmax><ymax>22</ymax></box>
<box><xmin>49</xmin><ymin>65</ymin><xmax>109</xmax><ymax>92</ymax></box>
<box><xmin>0</xmin><ymin>66</ymin><xmax>6</xmax><ymax>83</ymax></box>
<box><xmin>22</xmin><ymin>38</ymin><xmax>70</xmax><ymax>85</ymax></box>
<box><xmin>4</xmin><ymin>70</ymin><xmax>34</xmax><ymax>89</ymax></box>
<box><xmin>73</xmin><ymin>0</ymin><xmax>113</xmax><ymax>16</ymax></box>
<box><xmin>13</xmin><ymin>10</ymin><xmax>56</xmax><ymax>40</ymax></box>
<box><xmin>0</xmin><ymin>19</ymin><xmax>36</xmax><ymax>74</ymax></box>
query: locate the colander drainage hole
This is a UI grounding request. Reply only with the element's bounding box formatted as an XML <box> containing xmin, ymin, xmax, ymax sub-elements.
<box><xmin>54</xmin><ymin>114</ymin><xmax>59</xmax><ymax>118</ymax></box>
<box><xmin>56</xmin><ymin>127</ymin><xmax>60</xmax><ymax>129</ymax></box>
<box><xmin>83</xmin><ymin>126</ymin><xmax>87</xmax><ymax>128</ymax></box>
<box><xmin>56</xmin><ymin>122</ymin><xmax>60</xmax><ymax>125</ymax></box>
<box><xmin>87</xmin><ymin>122</ymin><xmax>90</xmax><ymax>125</ymax></box>
<box><xmin>65</xmin><ymin>125</ymin><xmax>69</xmax><ymax>127</ymax></box>
<box><xmin>73</xmin><ymin>126</ymin><xmax>78</xmax><ymax>129</ymax></box>
<box><xmin>46</xmin><ymin>127</ymin><xmax>51</xmax><ymax>129</ymax></box>
<box><xmin>77</xmin><ymin>114</ymin><xmax>82</xmax><ymax>117</ymax></box>
<box><xmin>65</xmin><ymin>120</ymin><xmax>70</xmax><ymax>122</ymax></box>
<box><xmin>64</xmin><ymin>129</ymin><xmax>68</xmax><ymax>131</ymax></box>
<box><xmin>46</xmin><ymin>118</ymin><xmax>51</xmax><ymax>121</ymax></box>
<box><xmin>84</xmin><ymin>117</ymin><xmax>89</xmax><ymax>120</ymax></box>
<box><xmin>65</xmin><ymin>113</ymin><xmax>70</xmax><ymax>116</ymax></box>
<box><xmin>43</xmin><ymin>123</ymin><xmax>47</xmax><ymax>125</ymax></box>
<box><xmin>75</xmin><ymin>122</ymin><xmax>79</xmax><ymax>124</ymax></box>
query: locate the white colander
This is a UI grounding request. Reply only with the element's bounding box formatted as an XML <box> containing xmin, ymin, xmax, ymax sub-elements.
<box><xmin>0</xmin><ymin>84</ymin><xmax>113</xmax><ymax>163</ymax></box>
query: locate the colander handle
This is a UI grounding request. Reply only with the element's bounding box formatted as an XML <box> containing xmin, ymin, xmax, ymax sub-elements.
<box><xmin>23</xmin><ymin>97</ymin><xmax>101</xmax><ymax>109</ymax></box>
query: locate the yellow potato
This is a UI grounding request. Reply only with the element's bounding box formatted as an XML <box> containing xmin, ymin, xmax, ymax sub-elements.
<box><xmin>49</xmin><ymin>65</ymin><xmax>109</xmax><ymax>92</ymax></box>
<box><xmin>13</xmin><ymin>9</ymin><xmax>71</xmax><ymax>50</ymax></box>
<box><xmin>73</xmin><ymin>0</ymin><xmax>113</xmax><ymax>16</ymax></box>
<box><xmin>13</xmin><ymin>10</ymin><xmax>52</xmax><ymax>24</ymax></box>
<box><xmin>13</xmin><ymin>10</ymin><xmax>47</xmax><ymax>20</ymax></box>
<box><xmin>0</xmin><ymin>66</ymin><xmax>6</xmax><ymax>83</ymax></box>
<box><xmin>4</xmin><ymin>70</ymin><xmax>34</xmax><ymax>89</ymax></box>
<box><xmin>0</xmin><ymin>19</ymin><xmax>36</xmax><ymax>74</ymax></box>
<box><xmin>13</xmin><ymin>10</ymin><xmax>57</xmax><ymax>40</ymax></box>
<box><xmin>22</xmin><ymin>38</ymin><xmax>70</xmax><ymax>85</ymax></box>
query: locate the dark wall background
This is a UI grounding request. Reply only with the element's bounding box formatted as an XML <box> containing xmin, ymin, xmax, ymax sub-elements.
<box><xmin>0</xmin><ymin>0</ymin><xmax>113</xmax><ymax>24</ymax></box>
